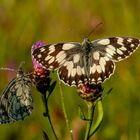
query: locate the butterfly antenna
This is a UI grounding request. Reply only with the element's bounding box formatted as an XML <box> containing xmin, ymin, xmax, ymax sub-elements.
<box><xmin>18</xmin><ymin>61</ymin><xmax>25</xmax><ymax>69</ymax></box>
<box><xmin>0</xmin><ymin>67</ymin><xmax>16</xmax><ymax>72</ymax></box>
<box><xmin>0</xmin><ymin>61</ymin><xmax>26</xmax><ymax>73</ymax></box>
<box><xmin>86</xmin><ymin>22</ymin><xmax>103</xmax><ymax>38</ymax></box>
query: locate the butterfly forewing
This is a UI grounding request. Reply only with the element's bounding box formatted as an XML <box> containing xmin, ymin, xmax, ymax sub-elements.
<box><xmin>32</xmin><ymin>42</ymin><xmax>81</xmax><ymax>70</ymax></box>
<box><xmin>32</xmin><ymin>36</ymin><xmax>140</xmax><ymax>87</ymax></box>
<box><xmin>93</xmin><ymin>37</ymin><xmax>140</xmax><ymax>61</ymax></box>
<box><xmin>0</xmin><ymin>69</ymin><xmax>33</xmax><ymax>124</ymax></box>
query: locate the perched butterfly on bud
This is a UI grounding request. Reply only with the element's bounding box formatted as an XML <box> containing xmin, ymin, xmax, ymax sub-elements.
<box><xmin>0</xmin><ymin>68</ymin><xmax>33</xmax><ymax>124</ymax></box>
<box><xmin>32</xmin><ymin>37</ymin><xmax>140</xmax><ymax>86</ymax></box>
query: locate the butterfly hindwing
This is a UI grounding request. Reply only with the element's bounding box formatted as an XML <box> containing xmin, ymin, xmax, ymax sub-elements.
<box><xmin>0</xmin><ymin>69</ymin><xmax>33</xmax><ymax>124</ymax></box>
<box><xmin>89</xmin><ymin>51</ymin><xmax>115</xmax><ymax>84</ymax></box>
<box><xmin>58</xmin><ymin>53</ymin><xmax>88</xmax><ymax>86</ymax></box>
<box><xmin>9</xmin><ymin>76</ymin><xmax>33</xmax><ymax>120</ymax></box>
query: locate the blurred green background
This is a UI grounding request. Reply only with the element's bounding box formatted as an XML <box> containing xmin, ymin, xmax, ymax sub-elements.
<box><xmin>0</xmin><ymin>0</ymin><xmax>140</xmax><ymax>140</ymax></box>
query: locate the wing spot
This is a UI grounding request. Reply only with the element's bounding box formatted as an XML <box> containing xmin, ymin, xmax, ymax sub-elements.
<box><xmin>81</xmin><ymin>68</ymin><xmax>85</xmax><ymax>74</ymax></box>
<box><xmin>71</xmin><ymin>68</ymin><xmax>76</xmax><ymax>77</ymax></box>
<box><xmin>91</xmin><ymin>78</ymin><xmax>95</xmax><ymax>82</ymax></box>
<box><xmin>93</xmin><ymin>52</ymin><xmax>100</xmax><ymax>60</ymax></box>
<box><xmin>76</xmin><ymin>66</ymin><xmax>82</xmax><ymax>75</ymax></box>
<box><xmin>96</xmin><ymin>65</ymin><xmax>102</xmax><ymax>73</ymax></box>
<box><xmin>117</xmin><ymin>49</ymin><xmax>123</xmax><ymax>55</ymax></box>
<box><xmin>65</xmin><ymin>61</ymin><xmax>73</xmax><ymax>77</ymax></box>
<box><xmin>45</xmin><ymin>55</ymin><xmax>52</xmax><ymax>61</ymax></box>
<box><xmin>107</xmin><ymin>45</ymin><xmax>116</xmax><ymax>51</ymax></box>
<box><xmin>127</xmin><ymin>38</ymin><xmax>132</xmax><ymax>42</ymax></box>
<box><xmin>41</xmin><ymin>61</ymin><xmax>45</xmax><ymax>64</ymax></box>
<box><xmin>56</xmin><ymin>52</ymin><xmax>66</xmax><ymax>63</ymax></box>
<box><xmin>71</xmin><ymin>81</ymin><xmax>76</xmax><ymax>85</ymax></box>
<box><xmin>130</xmin><ymin>44</ymin><xmax>134</xmax><ymax>47</ymax></box>
<box><xmin>90</xmin><ymin>64</ymin><xmax>96</xmax><ymax>74</ymax></box>
<box><xmin>117</xmin><ymin>56</ymin><xmax>122</xmax><ymax>60</ymax></box>
<box><xmin>56</xmin><ymin>51</ymin><xmax>65</xmax><ymax>58</ymax></box>
<box><xmin>98</xmin><ymin>39</ymin><xmax>110</xmax><ymax>45</ymax></box>
<box><xmin>117</xmin><ymin>37</ymin><xmax>124</xmax><ymax>45</ymax></box>
<box><xmin>40</xmin><ymin>47</ymin><xmax>45</xmax><ymax>52</ymax></box>
<box><xmin>98</xmin><ymin>77</ymin><xmax>102</xmax><ymax>81</ymax></box>
<box><xmin>78</xmin><ymin>80</ymin><xmax>82</xmax><ymax>84</ymax></box>
<box><xmin>49</xmin><ymin>66</ymin><xmax>54</xmax><ymax>69</ymax></box>
<box><xmin>48</xmin><ymin>57</ymin><xmax>55</xmax><ymax>64</ymax></box>
<box><xmin>48</xmin><ymin>45</ymin><xmax>55</xmax><ymax>54</ymax></box>
<box><xmin>120</xmin><ymin>46</ymin><xmax>127</xmax><ymax>51</ymax></box>
<box><xmin>99</xmin><ymin>57</ymin><xmax>106</xmax><ymax>73</ymax></box>
<box><xmin>104</xmin><ymin>56</ymin><xmax>110</xmax><ymax>61</ymax></box>
<box><xmin>62</xmin><ymin>43</ymin><xmax>76</xmax><ymax>50</ymax></box>
<box><xmin>37</xmin><ymin>54</ymin><xmax>42</xmax><ymax>58</ymax></box>
<box><xmin>106</xmin><ymin>48</ymin><xmax>115</xmax><ymax>56</ymax></box>
<box><xmin>73</xmin><ymin>54</ymin><xmax>80</xmax><ymax>63</ymax></box>
<box><xmin>84</xmin><ymin>78</ymin><xmax>88</xmax><ymax>82</ymax></box>
<box><xmin>106</xmin><ymin>53</ymin><xmax>112</xmax><ymax>58</ymax></box>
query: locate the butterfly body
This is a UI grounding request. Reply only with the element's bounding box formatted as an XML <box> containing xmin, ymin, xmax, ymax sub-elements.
<box><xmin>32</xmin><ymin>37</ymin><xmax>140</xmax><ymax>86</ymax></box>
<box><xmin>0</xmin><ymin>69</ymin><xmax>33</xmax><ymax>124</ymax></box>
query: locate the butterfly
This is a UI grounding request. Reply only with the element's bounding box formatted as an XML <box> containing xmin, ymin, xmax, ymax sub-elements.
<box><xmin>0</xmin><ymin>68</ymin><xmax>33</xmax><ymax>124</ymax></box>
<box><xmin>32</xmin><ymin>37</ymin><xmax>140</xmax><ymax>87</ymax></box>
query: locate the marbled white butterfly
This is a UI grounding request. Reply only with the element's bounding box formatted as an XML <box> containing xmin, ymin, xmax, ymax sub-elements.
<box><xmin>0</xmin><ymin>68</ymin><xmax>33</xmax><ymax>123</ymax></box>
<box><xmin>32</xmin><ymin>37</ymin><xmax>140</xmax><ymax>86</ymax></box>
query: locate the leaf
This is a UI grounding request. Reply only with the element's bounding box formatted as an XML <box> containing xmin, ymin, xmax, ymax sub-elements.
<box><xmin>89</xmin><ymin>99</ymin><xmax>103</xmax><ymax>137</ymax></box>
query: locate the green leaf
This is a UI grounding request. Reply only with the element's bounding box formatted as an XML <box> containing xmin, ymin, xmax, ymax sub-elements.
<box><xmin>89</xmin><ymin>99</ymin><xmax>103</xmax><ymax>137</ymax></box>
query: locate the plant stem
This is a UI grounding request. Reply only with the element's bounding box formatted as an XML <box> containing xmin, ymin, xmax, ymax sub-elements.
<box><xmin>84</xmin><ymin>102</ymin><xmax>95</xmax><ymax>140</ymax></box>
<box><xmin>59</xmin><ymin>81</ymin><xmax>73</xmax><ymax>140</ymax></box>
<box><xmin>42</xmin><ymin>94</ymin><xmax>58</xmax><ymax>140</ymax></box>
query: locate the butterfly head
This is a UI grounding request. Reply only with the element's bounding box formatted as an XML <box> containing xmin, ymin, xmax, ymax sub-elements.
<box><xmin>16</xmin><ymin>68</ymin><xmax>24</xmax><ymax>78</ymax></box>
<box><xmin>82</xmin><ymin>38</ymin><xmax>90</xmax><ymax>47</ymax></box>
<box><xmin>82</xmin><ymin>38</ymin><xmax>90</xmax><ymax>44</ymax></box>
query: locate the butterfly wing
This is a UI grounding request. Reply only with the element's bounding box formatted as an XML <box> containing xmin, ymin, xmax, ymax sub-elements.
<box><xmin>92</xmin><ymin>37</ymin><xmax>140</xmax><ymax>61</ymax></box>
<box><xmin>32</xmin><ymin>42</ymin><xmax>82</xmax><ymax>70</ymax></box>
<box><xmin>8</xmin><ymin>76</ymin><xmax>33</xmax><ymax>120</ymax></box>
<box><xmin>0</xmin><ymin>75</ymin><xmax>33</xmax><ymax>124</ymax></box>
<box><xmin>0</xmin><ymin>79</ymin><xmax>16</xmax><ymax>123</ymax></box>
<box><xmin>88</xmin><ymin>51</ymin><xmax>115</xmax><ymax>84</ymax></box>
<box><xmin>88</xmin><ymin>37</ymin><xmax>140</xmax><ymax>84</ymax></box>
<box><xmin>58</xmin><ymin>53</ymin><xmax>88</xmax><ymax>86</ymax></box>
<box><xmin>32</xmin><ymin>37</ymin><xmax>140</xmax><ymax>86</ymax></box>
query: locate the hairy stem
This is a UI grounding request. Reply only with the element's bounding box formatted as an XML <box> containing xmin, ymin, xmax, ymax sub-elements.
<box><xmin>84</xmin><ymin>102</ymin><xmax>95</xmax><ymax>140</ymax></box>
<box><xmin>59</xmin><ymin>81</ymin><xmax>73</xmax><ymax>140</ymax></box>
<box><xmin>42</xmin><ymin>94</ymin><xmax>58</xmax><ymax>140</ymax></box>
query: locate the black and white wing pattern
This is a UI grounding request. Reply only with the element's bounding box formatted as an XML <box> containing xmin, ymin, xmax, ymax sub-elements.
<box><xmin>0</xmin><ymin>69</ymin><xmax>33</xmax><ymax>124</ymax></box>
<box><xmin>32</xmin><ymin>37</ymin><xmax>140</xmax><ymax>86</ymax></box>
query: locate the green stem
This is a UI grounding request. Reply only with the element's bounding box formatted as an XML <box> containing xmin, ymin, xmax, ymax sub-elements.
<box><xmin>59</xmin><ymin>81</ymin><xmax>73</xmax><ymax>140</ymax></box>
<box><xmin>84</xmin><ymin>102</ymin><xmax>95</xmax><ymax>140</ymax></box>
<box><xmin>42</xmin><ymin>94</ymin><xmax>58</xmax><ymax>140</ymax></box>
